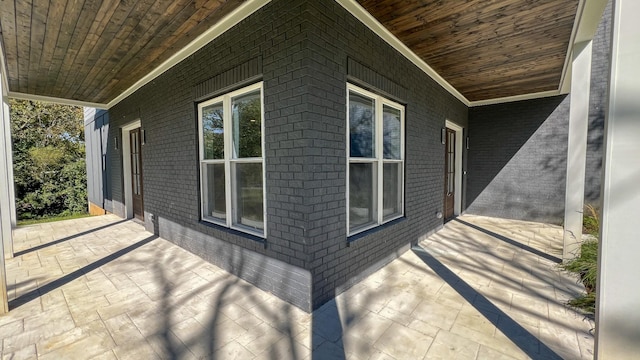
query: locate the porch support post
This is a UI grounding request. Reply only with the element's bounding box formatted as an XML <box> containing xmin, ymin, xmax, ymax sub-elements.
<box><xmin>563</xmin><ymin>40</ymin><xmax>592</xmax><ymax>261</ymax></box>
<box><xmin>595</xmin><ymin>0</ymin><xmax>640</xmax><ymax>357</ymax></box>
<box><xmin>3</xmin><ymin>98</ymin><xmax>16</xmax><ymax>230</ymax></box>
<box><xmin>0</xmin><ymin>77</ymin><xmax>13</xmax><ymax>260</ymax></box>
<box><xmin>0</xmin><ymin>69</ymin><xmax>10</xmax><ymax>314</ymax></box>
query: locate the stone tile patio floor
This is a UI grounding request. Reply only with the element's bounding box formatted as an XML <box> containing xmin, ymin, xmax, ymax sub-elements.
<box><xmin>0</xmin><ymin>214</ymin><xmax>594</xmax><ymax>359</ymax></box>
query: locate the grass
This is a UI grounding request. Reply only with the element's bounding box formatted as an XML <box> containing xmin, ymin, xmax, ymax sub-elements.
<box><xmin>17</xmin><ymin>212</ymin><xmax>92</xmax><ymax>226</ymax></box>
<box><xmin>582</xmin><ymin>203</ymin><xmax>600</xmax><ymax>237</ymax></box>
<box><xmin>561</xmin><ymin>204</ymin><xmax>600</xmax><ymax>315</ymax></box>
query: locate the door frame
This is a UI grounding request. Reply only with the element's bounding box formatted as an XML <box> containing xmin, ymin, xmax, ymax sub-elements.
<box><xmin>121</xmin><ymin>119</ymin><xmax>142</xmax><ymax>220</ymax></box>
<box><xmin>445</xmin><ymin>120</ymin><xmax>463</xmax><ymax>217</ymax></box>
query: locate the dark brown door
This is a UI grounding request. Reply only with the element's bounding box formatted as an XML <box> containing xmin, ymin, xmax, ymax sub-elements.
<box><xmin>444</xmin><ymin>128</ymin><xmax>455</xmax><ymax>221</ymax></box>
<box><xmin>130</xmin><ymin>128</ymin><xmax>144</xmax><ymax>221</ymax></box>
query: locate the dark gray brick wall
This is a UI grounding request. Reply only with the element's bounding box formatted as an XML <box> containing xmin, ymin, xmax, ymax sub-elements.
<box><xmin>102</xmin><ymin>0</ymin><xmax>609</xmax><ymax>311</ymax></box>
<box><xmin>107</xmin><ymin>0</ymin><xmax>313</xmax><ymax>311</ymax></box>
<box><xmin>466</xmin><ymin>2</ymin><xmax>610</xmax><ymax>223</ymax></box>
<box><xmin>585</xmin><ymin>0</ymin><xmax>611</xmax><ymax>204</ymax></box>
<box><xmin>303</xmin><ymin>0</ymin><xmax>468</xmax><ymax>308</ymax></box>
<box><xmin>466</xmin><ymin>96</ymin><xmax>570</xmax><ymax>224</ymax></box>
<box><xmin>106</xmin><ymin>0</ymin><xmax>468</xmax><ymax>311</ymax></box>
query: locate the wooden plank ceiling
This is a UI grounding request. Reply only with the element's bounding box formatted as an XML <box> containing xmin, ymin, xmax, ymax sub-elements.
<box><xmin>0</xmin><ymin>0</ymin><xmax>244</xmax><ymax>104</ymax></box>
<box><xmin>0</xmin><ymin>0</ymin><xmax>579</xmax><ymax>104</ymax></box>
<box><xmin>358</xmin><ymin>0</ymin><xmax>579</xmax><ymax>101</ymax></box>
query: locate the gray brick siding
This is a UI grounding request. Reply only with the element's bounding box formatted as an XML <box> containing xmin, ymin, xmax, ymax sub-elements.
<box><xmin>105</xmin><ymin>0</ymin><xmax>468</xmax><ymax>311</ymax></box>
<box><xmin>585</xmin><ymin>0</ymin><xmax>611</xmax><ymax>204</ymax></box>
<box><xmin>103</xmin><ymin>0</ymin><xmax>607</xmax><ymax>311</ymax></box>
<box><xmin>108</xmin><ymin>0</ymin><xmax>313</xmax><ymax>311</ymax></box>
<box><xmin>303</xmin><ymin>0</ymin><xmax>468</xmax><ymax>308</ymax></box>
<box><xmin>466</xmin><ymin>96</ymin><xmax>570</xmax><ymax>224</ymax></box>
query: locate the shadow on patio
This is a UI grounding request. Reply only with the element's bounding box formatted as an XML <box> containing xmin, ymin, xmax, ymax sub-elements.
<box><xmin>0</xmin><ymin>214</ymin><xmax>593</xmax><ymax>359</ymax></box>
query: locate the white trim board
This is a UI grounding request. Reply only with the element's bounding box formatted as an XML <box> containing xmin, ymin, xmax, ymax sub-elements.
<box><xmin>445</xmin><ymin>120</ymin><xmax>463</xmax><ymax>217</ymax></box>
<box><xmin>121</xmin><ymin>120</ymin><xmax>142</xmax><ymax>220</ymax></box>
<box><xmin>8</xmin><ymin>91</ymin><xmax>107</xmax><ymax>109</ymax></box>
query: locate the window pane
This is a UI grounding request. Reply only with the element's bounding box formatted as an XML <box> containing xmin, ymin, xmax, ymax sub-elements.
<box><xmin>202</xmin><ymin>103</ymin><xmax>224</xmax><ymax>160</ymax></box>
<box><xmin>349</xmin><ymin>162</ymin><xmax>377</xmax><ymax>232</ymax></box>
<box><xmin>233</xmin><ymin>162</ymin><xmax>264</xmax><ymax>231</ymax></box>
<box><xmin>349</xmin><ymin>92</ymin><xmax>375</xmax><ymax>158</ymax></box>
<box><xmin>383</xmin><ymin>105</ymin><xmax>401</xmax><ymax>159</ymax></box>
<box><xmin>383</xmin><ymin>162</ymin><xmax>402</xmax><ymax>221</ymax></box>
<box><xmin>203</xmin><ymin>163</ymin><xmax>226</xmax><ymax>220</ymax></box>
<box><xmin>232</xmin><ymin>90</ymin><xmax>262</xmax><ymax>158</ymax></box>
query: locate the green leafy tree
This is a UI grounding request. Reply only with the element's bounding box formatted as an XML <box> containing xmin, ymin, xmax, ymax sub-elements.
<box><xmin>9</xmin><ymin>99</ymin><xmax>87</xmax><ymax>219</ymax></box>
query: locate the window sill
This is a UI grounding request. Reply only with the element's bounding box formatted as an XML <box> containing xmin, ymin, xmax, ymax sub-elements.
<box><xmin>199</xmin><ymin>218</ymin><xmax>266</xmax><ymax>245</ymax></box>
<box><xmin>347</xmin><ymin>216</ymin><xmax>406</xmax><ymax>245</ymax></box>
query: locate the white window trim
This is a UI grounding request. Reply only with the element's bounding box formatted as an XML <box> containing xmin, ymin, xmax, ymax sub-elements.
<box><xmin>346</xmin><ymin>83</ymin><xmax>405</xmax><ymax>237</ymax></box>
<box><xmin>198</xmin><ymin>82</ymin><xmax>267</xmax><ymax>238</ymax></box>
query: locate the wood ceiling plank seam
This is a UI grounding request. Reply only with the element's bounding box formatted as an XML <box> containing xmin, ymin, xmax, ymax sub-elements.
<box><xmin>46</xmin><ymin>0</ymin><xmax>87</xmax><ymax>97</ymax></box>
<box><xmin>82</xmin><ymin>0</ymin><xmax>195</xmax><ymax>100</ymax></box>
<box><xmin>64</xmin><ymin>0</ymin><xmax>135</xmax><ymax>99</ymax></box>
<box><xmin>399</xmin><ymin>11</ymin><xmax>577</xmax><ymax>50</ymax></box>
<box><xmin>0</xmin><ymin>0</ymin><xmax>19</xmax><ymax>88</ymax></box>
<box><xmin>96</xmin><ymin>0</ymin><xmax>244</xmax><ymax>102</ymax></box>
<box><xmin>464</xmin><ymin>79</ymin><xmax>560</xmax><ymax>101</ymax></box>
<box><xmin>455</xmin><ymin>71</ymin><xmax>563</xmax><ymax>90</ymax></box>
<box><xmin>34</xmin><ymin>0</ymin><xmax>68</xmax><ymax>96</ymax></box>
<box><xmin>89</xmin><ymin>0</ymin><xmax>240</xmax><ymax>101</ymax></box>
<box><xmin>77</xmin><ymin>0</ymin><xmax>190</xmax><ymax>99</ymax></box>
<box><xmin>377</xmin><ymin>0</ymin><xmax>572</xmax><ymax>33</ymax></box>
<box><xmin>65</xmin><ymin>0</ymin><xmax>155</xmax><ymax>97</ymax></box>
<box><xmin>27</xmin><ymin>0</ymin><xmax>49</xmax><ymax>94</ymax></box>
<box><xmin>459</xmin><ymin>75</ymin><xmax>562</xmax><ymax>93</ymax></box>
<box><xmin>65</xmin><ymin>0</ymin><xmax>153</xmax><ymax>98</ymax></box>
<box><xmin>58</xmin><ymin>0</ymin><xmax>113</xmax><ymax>98</ymax></box>
<box><xmin>41</xmin><ymin>0</ymin><xmax>84</xmax><ymax>94</ymax></box>
<box><xmin>369</xmin><ymin>1</ymin><xmax>507</xmax><ymax>32</ymax></box>
<box><xmin>417</xmin><ymin>29</ymin><xmax>573</xmax><ymax>74</ymax></box>
<box><xmin>446</xmin><ymin>57</ymin><xmax>566</xmax><ymax>84</ymax></box>
<box><xmin>70</xmin><ymin>0</ymin><xmax>148</xmax><ymax>100</ymax></box>
<box><xmin>412</xmin><ymin>16</ymin><xmax>575</xmax><ymax>63</ymax></box>
<box><xmin>420</xmin><ymin>26</ymin><xmax>573</xmax><ymax>63</ymax></box>
<box><xmin>14</xmin><ymin>0</ymin><xmax>33</xmax><ymax>93</ymax></box>
<box><xmin>396</xmin><ymin>4</ymin><xmax>578</xmax><ymax>49</ymax></box>
<box><xmin>358</xmin><ymin>0</ymin><xmax>476</xmax><ymax>27</ymax></box>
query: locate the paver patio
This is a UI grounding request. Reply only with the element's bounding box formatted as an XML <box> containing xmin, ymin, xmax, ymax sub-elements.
<box><xmin>0</xmin><ymin>214</ymin><xmax>593</xmax><ymax>359</ymax></box>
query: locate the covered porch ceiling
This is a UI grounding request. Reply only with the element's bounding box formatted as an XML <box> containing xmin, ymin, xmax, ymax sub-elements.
<box><xmin>0</xmin><ymin>0</ymin><xmax>606</xmax><ymax>108</ymax></box>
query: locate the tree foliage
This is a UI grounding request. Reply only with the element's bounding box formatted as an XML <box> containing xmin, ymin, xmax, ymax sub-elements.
<box><xmin>9</xmin><ymin>99</ymin><xmax>87</xmax><ymax>219</ymax></box>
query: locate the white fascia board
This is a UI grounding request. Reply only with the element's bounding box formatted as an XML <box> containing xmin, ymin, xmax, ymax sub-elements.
<box><xmin>8</xmin><ymin>91</ymin><xmax>108</xmax><ymax>109</ymax></box>
<box><xmin>105</xmin><ymin>0</ymin><xmax>271</xmax><ymax>109</ymax></box>
<box><xmin>469</xmin><ymin>90</ymin><xmax>562</xmax><ymax>107</ymax></box>
<box><xmin>560</xmin><ymin>0</ymin><xmax>608</xmax><ymax>94</ymax></box>
<box><xmin>335</xmin><ymin>0</ymin><xmax>470</xmax><ymax>106</ymax></box>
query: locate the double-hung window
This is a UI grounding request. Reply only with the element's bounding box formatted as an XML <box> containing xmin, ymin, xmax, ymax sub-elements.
<box><xmin>198</xmin><ymin>82</ymin><xmax>266</xmax><ymax>237</ymax></box>
<box><xmin>347</xmin><ymin>84</ymin><xmax>404</xmax><ymax>236</ymax></box>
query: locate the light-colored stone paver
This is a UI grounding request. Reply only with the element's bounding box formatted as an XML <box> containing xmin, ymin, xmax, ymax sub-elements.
<box><xmin>0</xmin><ymin>214</ymin><xmax>593</xmax><ymax>359</ymax></box>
